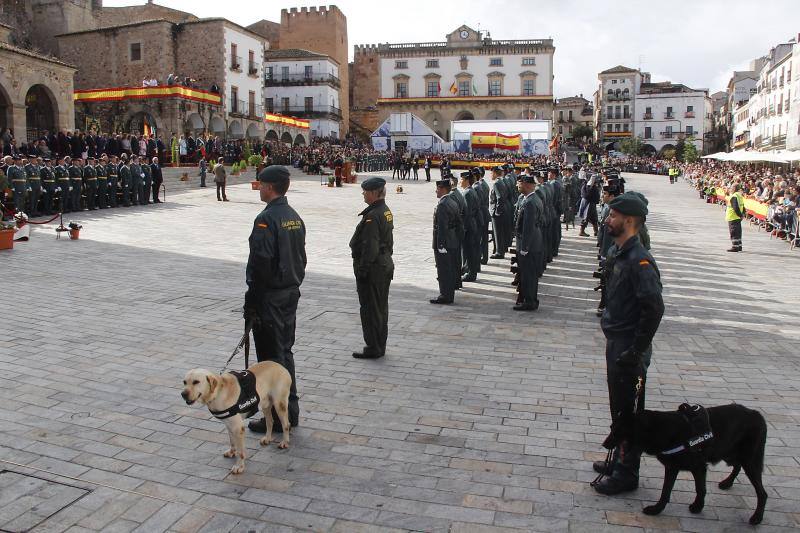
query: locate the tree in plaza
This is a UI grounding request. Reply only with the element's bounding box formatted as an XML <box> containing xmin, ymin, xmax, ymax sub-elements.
<box><xmin>675</xmin><ymin>137</ymin><xmax>685</xmax><ymax>162</ymax></box>
<box><xmin>619</xmin><ymin>135</ymin><xmax>645</xmax><ymax>156</ymax></box>
<box><xmin>682</xmin><ymin>137</ymin><xmax>699</xmax><ymax>163</ymax></box>
<box><xmin>572</xmin><ymin>124</ymin><xmax>593</xmax><ymax>141</ymax></box>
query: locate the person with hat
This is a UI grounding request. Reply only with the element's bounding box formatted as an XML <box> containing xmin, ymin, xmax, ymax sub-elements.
<box><xmin>40</xmin><ymin>157</ymin><xmax>56</xmax><ymax>215</ymax></box>
<box><xmin>514</xmin><ymin>173</ymin><xmax>543</xmax><ymax>311</ymax></box>
<box><xmin>8</xmin><ymin>155</ymin><xmax>27</xmax><ymax>214</ymax></box>
<box><xmin>24</xmin><ymin>156</ymin><xmax>43</xmax><ymax>216</ymax></box>
<box><xmin>474</xmin><ymin>167</ymin><xmax>491</xmax><ymax>265</ymax></box>
<box><xmin>119</xmin><ymin>153</ymin><xmax>132</xmax><ymax>207</ymax></box>
<box><xmin>547</xmin><ymin>166</ymin><xmax>564</xmax><ymax>258</ymax></box>
<box><xmin>68</xmin><ymin>156</ymin><xmax>84</xmax><ymax>211</ymax></box>
<box><xmin>129</xmin><ymin>155</ymin><xmax>142</xmax><ymax>206</ymax></box>
<box><xmin>83</xmin><ymin>156</ymin><xmax>98</xmax><ymax>210</ymax></box>
<box><xmin>431</xmin><ymin>178</ymin><xmax>462</xmax><ymax>304</ymax></box>
<box><xmin>489</xmin><ymin>166</ymin><xmax>510</xmax><ymax>259</ymax></box>
<box><xmin>502</xmin><ymin>164</ymin><xmax>517</xmax><ymax>250</ymax></box>
<box><xmin>592</xmin><ymin>191</ymin><xmax>664</xmax><ymax>496</ymax></box>
<box><xmin>94</xmin><ymin>155</ymin><xmax>108</xmax><ymax>209</ymax></box>
<box><xmin>246</xmin><ymin>165</ymin><xmax>306</xmax><ymax>434</ymax></box>
<box><xmin>459</xmin><ymin>171</ymin><xmax>481</xmax><ymax>282</ymax></box>
<box><xmin>535</xmin><ymin>169</ymin><xmax>554</xmax><ymax>267</ymax></box>
<box><xmin>55</xmin><ymin>156</ymin><xmax>70</xmax><ymax>213</ymax></box>
<box><xmin>106</xmin><ymin>155</ymin><xmax>119</xmax><ymax>208</ymax></box>
<box><xmin>349</xmin><ymin>177</ymin><xmax>394</xmax><ymax>359</ymax></box>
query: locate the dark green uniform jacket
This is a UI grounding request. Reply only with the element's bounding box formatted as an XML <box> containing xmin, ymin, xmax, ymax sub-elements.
<box><xmin>350</xmin><ymin>199</ymin><xmax>394</xmax><ymax>280</ymax></box>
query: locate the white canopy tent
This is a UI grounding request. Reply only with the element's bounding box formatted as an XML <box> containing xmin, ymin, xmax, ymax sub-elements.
<box><xmin>702</xmin><ymin>151</ymin><xmax>799</xmax><ymax>163</ymax></box>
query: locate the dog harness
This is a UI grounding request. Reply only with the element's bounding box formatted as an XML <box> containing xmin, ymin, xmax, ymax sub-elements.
<box><xmin>659</xmin><ymin>403</ymin><xmax>714</xmax><ymax>456</ymax></box>
<box><xmin>208</xmin><ymin>370</ymin><xmax>260</xmax><ymax>419</ymax></box>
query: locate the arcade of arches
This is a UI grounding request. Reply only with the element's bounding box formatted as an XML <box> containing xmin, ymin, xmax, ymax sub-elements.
<box><xmin>0</xmin><ymin>43</ymin><xmax>75</xmax><ymax>142</ymax></box>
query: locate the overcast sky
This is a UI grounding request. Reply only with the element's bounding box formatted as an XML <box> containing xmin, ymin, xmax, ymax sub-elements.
<box><xmin>107</xmin><ymin>0</ymin><xmax>798</xmax><ymax>97</ymax></box>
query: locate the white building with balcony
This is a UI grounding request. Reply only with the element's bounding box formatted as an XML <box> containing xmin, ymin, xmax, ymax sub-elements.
<box><xmin>633</xmin><ymin>83</ymin><xmax>712</xmax><ymax>154</ymax></box>
<box><xmin>594</xmin><ymin>65</ymin><xmax>649</xmax><ymax>149</ymax></box>
<box><xmin>224</xmin><ymin>25</ymin><xmax>266</xmax><ymax>139</ymax></box>
<box><xmin>788</xmin><ymin>38</ymin><xmax>800</xmax><ymax>151</ymax></box>
<box><xmin>263</xmin><ymin>49</ymin><xmax>342</xmax><ymax>139</ymax></box>
<box><xmin>750</xmin><ymin>42</ymin><xmax>793</xmax><ymax>152</ymax></box>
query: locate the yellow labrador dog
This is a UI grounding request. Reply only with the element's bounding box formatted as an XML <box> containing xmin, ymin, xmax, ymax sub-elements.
<box><xmin>181</xmin><ymin>362</ymin><xmax>292</xmax><ymax>474</ymax></box>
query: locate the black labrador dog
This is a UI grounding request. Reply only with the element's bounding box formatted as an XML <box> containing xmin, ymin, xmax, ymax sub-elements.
<box><xmin>603</xmin><ymin>403</ymin><xmax>767</xmax><ymax>525</ymax></box>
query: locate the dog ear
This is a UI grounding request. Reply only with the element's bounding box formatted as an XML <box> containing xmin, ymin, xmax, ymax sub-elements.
<box><xmin>206</xmin><ymin>374</ymin><xmax>218</xmax><ymax>395</ymax></box>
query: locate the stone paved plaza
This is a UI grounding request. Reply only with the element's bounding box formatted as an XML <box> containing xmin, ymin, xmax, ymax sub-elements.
<box><xmin>1</xmin><ymin>171</ymin><xmax>800</xmax><ymax>533</ymax></box>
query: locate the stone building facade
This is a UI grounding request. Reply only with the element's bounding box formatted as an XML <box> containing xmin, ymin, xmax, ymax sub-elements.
<box><xmin>0</xmin><ymin>22</ymin><xmax>76</xmax><ymax>142</ymax></box>
<box><xmin>351</xmin><ymin>25</ymin><xmax>555</xmax><ymax>142</ymax></box>
<box><xmin>553</xmin><ymin>95</ymin><xmax>592</xmax><ymax>140</ymax></box>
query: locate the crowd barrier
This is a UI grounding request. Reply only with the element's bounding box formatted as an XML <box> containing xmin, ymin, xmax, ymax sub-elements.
<box><xmin>710</xmin><ymin>187</ymin><xmax>769</xmax><ymax>220</ymax></box>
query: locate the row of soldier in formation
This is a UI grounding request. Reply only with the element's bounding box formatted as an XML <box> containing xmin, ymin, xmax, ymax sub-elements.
<box><xmin>430</xmin><ymin>163</ymin><xmax>581</xmax><ymax>309</ymax></box>
<box><xmin>1</xmin><ymin>153</ymin><xmax>164</xmax><ymax>217</ymax></box>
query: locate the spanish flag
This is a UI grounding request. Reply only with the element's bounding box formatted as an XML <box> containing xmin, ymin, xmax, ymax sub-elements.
<box><xmin>496</xmin><ymin>133</ymin><xmax>521</xmax><ymax>151</ymax></box>
<box><xmin>449</xmin><ymin>82</ymin><xmax>458</xmax><ymax>95</ymax></box>
<box><xmin>471</xmin><ymin>132</ymin><xmax>497</xmax><ymax>149</ymax></box>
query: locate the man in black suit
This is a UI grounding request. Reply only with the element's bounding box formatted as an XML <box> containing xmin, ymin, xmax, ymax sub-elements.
<box><xmin>151</xmin><ymin>157</ymin><xmax>163</xmax><ymax>203</ymax></box>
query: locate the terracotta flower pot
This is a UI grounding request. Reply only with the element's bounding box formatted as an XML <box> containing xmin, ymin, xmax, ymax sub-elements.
<box><xmin>69</xmin><ymin>228</ymin><xmax>80</xmax><ymax>240</ymax></box>
<box><xmin>0</xmin><ymin>229</ymin><xmax>14</xmax><ymax>250</ymax></box>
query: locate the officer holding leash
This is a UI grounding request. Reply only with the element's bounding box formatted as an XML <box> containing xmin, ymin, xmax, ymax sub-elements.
<box><xmin>592</xmin><ymin>192</ymin><xmax>664</xmax><ymax>495</ymax></box>
<box><xmin>245</xmin><ymin>165</ymin><xmax>306</xmax><ymax>434</ymax></box>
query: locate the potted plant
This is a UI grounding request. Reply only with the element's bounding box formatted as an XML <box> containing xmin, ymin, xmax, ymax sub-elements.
<box><xmin>327</xmin><ymin>175</ymin><xmax>335</xmax><ymax>187</ymax></box>
<box><xmin>68</xmin><ymin>221</ymin><xmax>82</xmax><ymax>240</ymax></box>
<box><xmin>0</xmin><ymin>221</ymin><xmax>15</xmax><ymax>250</ymax></box>
<box><xmin>231</xmin><ymin>162</ymin><xmax>239</xmax><ymax>176</ymax></box>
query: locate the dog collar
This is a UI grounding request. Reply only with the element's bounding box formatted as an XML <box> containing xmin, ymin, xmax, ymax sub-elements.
<box><xmin>208</xmin><ymin>370</ymin><xmax>260</xmax><ymax>420</ymax></box>
<box><xmin>658</xmin><ymin>404</ymin><xmax>714</xmax><ymax>456</ymax></box>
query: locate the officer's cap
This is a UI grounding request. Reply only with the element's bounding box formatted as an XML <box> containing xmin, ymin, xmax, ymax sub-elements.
<box><xmin>360</xmin><ymin>177</ymin><xmax>385</xmax><ymax>191</ymax></box>
<box><xmin>491</xmin><ymin>166</ymin><xmax>503</xmax><ymax>174</ymax></box>
<box><xmin>258</xmin><ymin>165</ymin><xmax>290</xmax><ymax>184</ymax></box>
<box><xmin>608</xmin><ymin>192</ymin><xmax>648</xmax><ymax>217</ymax></box>
<box><xmin>478</xmin><ymin>167</ymin><xmax>485</xmax><ymax>176</ymax></box>
<box><xmin>470</xmin><ymin>167</ymin><xmax>481</xmax><ymax>176</ymax></box>
<box><xmin>12</xmin><ymin>154</ymin><xmax>21</xmax><ymax>160</ymax></box>
<box><xmin>435</xmin><ymin>179</ymin><xmax>451</xmax><ymax>188</ymax></box>
<box><xmin>602</xmin><ymin>184</ymin><xmax>620</xmax><ymax>195</ymax></box>
<box><xmin>120</xmin><ymin>153</ymin><xmax>128</xmax><ymax>160</ymax></box>
<box><xmin>629</xmin><ymin>191</ymin><xmax>649</xmax><ymax>206</ymax></box>
<box><xmin>460</xmin><ymin>171</ymin><xmax>471</xmax><ymax>179</ymax></box>
<box><xmin>519</xmin><ymin>174</ymin><xmax>537</xmax><ymax>183</ymax></box>
<box><xmin>43</xmin><ymin>158</ymin><xmax>51</xmax><ymax>162</ymax></box>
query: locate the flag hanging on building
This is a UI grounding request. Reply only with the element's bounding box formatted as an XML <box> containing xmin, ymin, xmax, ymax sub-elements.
<box><xmin>470</xmin><ymin>132</ymin><xmax>498</xmax><ymax>150</ymax></box>
<box><xmin>437</xmin><ymin>81</ymin><xmax>441</xmax><ymax>95</ymax></box>
<box><xmin>472</xmin><ymin>81</ymin><xmax>478</xmax><ymax>96</ymax></box>
<box><xmin>449</xmin><ymin>82</ymin><xmax>458</xmax><ymax>95</ymax></box>
<box><xmin>496</xmin><ymin>133</ymin><xmax>521</xmax><ymax>151</ymax></box>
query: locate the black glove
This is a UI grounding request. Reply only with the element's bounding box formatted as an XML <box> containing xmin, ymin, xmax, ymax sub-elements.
<box><xmin>243</xmin><ymin>307</ymin><xmax>261</xmax><ymax>328</ymax></box>
<box><xmin>616</xmin><ymin>348</ymin><xmax>641</xmax><ymax>368</ymax></box>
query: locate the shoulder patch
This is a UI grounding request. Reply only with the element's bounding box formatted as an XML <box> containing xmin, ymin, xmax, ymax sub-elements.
<box><xmin>257</xmin><ymin>223</ymin><xmax>268</xmax><ymax>228</ymax></box>
<box><xmin>639</xmin><ymin>260</ymin><xmax>650</xmax><ymax>266</ymax></box>
<box><xmin>384</xmin><ymin>211</ymin><xmax>393</xmax><ymax>222</ymax></box>
<box><xmin>365</xmin><ymin>218</ymin><xmax>373</xmax><ymax>223</ymax></box>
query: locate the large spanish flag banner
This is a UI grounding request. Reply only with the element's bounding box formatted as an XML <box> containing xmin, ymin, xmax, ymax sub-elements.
<box><xmin>74</xmin><ymin>85</ymin><xmax>222</xmax><ymax>105</ymax></box>
<box><xmin>264</xmin><ymin>112</ymin><xmax>310</xmax><ymax>130</ymax></box>
<box><xmin>471</xmin><ymin>132</ymin><xmax>498</xmax><ymax>150</ymax></box>
<box><xmin>496</xmin><ymin>133</ymin><xmax>521</xmax><ymax>151</ymax></box>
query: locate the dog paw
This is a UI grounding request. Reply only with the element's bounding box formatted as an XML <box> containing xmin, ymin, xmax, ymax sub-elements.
<box><xmin>259</xmin><ymin>436</ymin><xmax>272</xmax><ymax>446</ymax></box>
<box><xmin>718</xmin><ymin>479</ymin><xmax>734</xmax><ymax>490</ymax></box>
<box><xmin>642</xmin><ymin>504</ymin><xmax>664</xmax><ymax>515</ymax></box>
<box><xmin>277</xmin><ymin>440</ymin><xmax>289</xmax><ymax>449</ymax></box>
<box><xmin>230</xmin><ymin>463</ymin><xmax>244</xmax><ymax>475</ymax></box>
<box><xmin>689</xmin><ymin>502</ymin><xmax>704</xmax><ymax>514</ymax></box>
<box><xmin>749</xmin><ymin>513</ymin><xmax>763</xmax><ymax>525</ymax></box>
<box><xmin>223</xmin><ymin>448</ymin><xmax>236</xmax><ymax>458</ymax></box>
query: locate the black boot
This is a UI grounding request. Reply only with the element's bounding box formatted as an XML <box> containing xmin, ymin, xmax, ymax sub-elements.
<box><xmin>593</xmin><ymin>442</ymin><xmax>640</xmax><ymax>495</ymax></box>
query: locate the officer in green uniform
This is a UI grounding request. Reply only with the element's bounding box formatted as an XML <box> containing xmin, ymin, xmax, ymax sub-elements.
<box><xmin>129</xmin><ymin>155</ymin><xmax>142</xmax><ymax>206</ymax></box>
<box><xmin>430</xmin><ymin>179</ymin><xmax>462</xmax><ymax>304</ymax></box>
<box><xmin>592</xmin><ymin>192</ymin><xmax>664</xmax><ymax>496</ymax></box>
<box><xmin>107</xmin><ymin>155</ymin><xmax>118</xmax><ymax>208</ymax></box>
<box><xmin>535</xmin><ymin>169</ymin><xmax>553</xmax><ymax>268</ymax></box>
<box><xmin>83</xmin><ymin>157</ymin><xmax>98</xmax><ymax>210</ymax></box>
<box><xmin>8</xmin><ymin>155</ymin><xmax>26</xmax><ymax>214</ymax></box>
<box><xmin>142</xmin><ymin>159</ymin><xmax>152</xmax><ymax>204</ymax></box>
<box><xmin>95</xmin><ymin>156</ymin><xmax>107</xmax><ymax>209</ymax></box>
<box><xmin>25</xmin><ymin>157</ymin><xmax>42</xmax><ymax>216</ymax></box>
<box><xmin>473</xmin><ymin>167</ymin><xmax>490</xmax><ymax>265</ymax></box>
<box><xmin>514</xmin><ymin>172</ymin><xmax>543</xmax><ymax>311</ymax></box>
<box><xmin>245</xmin><ymin>165</ymin><xmax>306</xmax><ymax>434</ymax></box>
<box><xmin>349</xmin><ymin>177</ymin><xmax>394</xmax><ymax>359</ymax></box>
<box><xmin>55</xmin><ymin>156</ymin><xmax>70</xmax><ymax>213</ymax></box>
<box><xmin>69</xmin><ymin>157</ymin><xmax>84</xmax><ymax>211</ymax></box>
<box><xmin>460</xmin><ymin>171</ymin><xmax>481</xmax><ymax>282</ymax></box>
<box><xmin>726</xmin><ymin>184</ymin><xmax>746</xmax><ymax>252</ymax></box>
<box><xmin>119</xmin><ymin>155</ymin><xmax>132</xmax><ymax>207</ymax></box>
<box><xmin>40</xmin><ymin>158</ymin><xmax>56</xmax><ymax>215</ymax></box>
<box><xmin>489</xmin><ymin>167</ymin><xmax>509</xmax><ymax>258</ymax></box>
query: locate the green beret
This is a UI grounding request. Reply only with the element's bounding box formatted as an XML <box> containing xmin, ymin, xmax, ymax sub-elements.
<box><xmin>518</xmin><ymin>174</ymin><xmax>537</xmax><ymax>183</ymax></box>
<box><xmin>361</xmin><ymin>177</ymin><xmax>385</xmax><ymax>191</ymax></box>
<box><xmin>258</xmin><ymin>165</ymin><xmax>290</xmax><ymax>183</ymax></box>
<box><xmin>435</xmin><ymin>179</ymin><xmax>451</xmax><ymax>187</ymax></box>
<box><xmin>608</xmin><ymin>192</ymin><xmax>648</xmax><ymax>217</ymax></box>
<box><xmin>629</xmin><ymin>191</ymin><xmax>649</xmax><ymax>206</ymax></box>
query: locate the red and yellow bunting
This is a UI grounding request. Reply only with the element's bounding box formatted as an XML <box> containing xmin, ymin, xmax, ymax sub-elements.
<box><xmin>74</xmin><ymin>85</ymin><xmax>222</xmax><ymax>105</ymax></box>
<box><xmin>264</xmin><ymin>113</ymin><xmax>310</xmax><ymax>130</ymax></box>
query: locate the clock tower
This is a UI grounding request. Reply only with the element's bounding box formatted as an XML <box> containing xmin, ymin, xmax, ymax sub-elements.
<box><xmin>446</xmin><ymin>25</ymin><xmax>482</xmax><ymax>47</ymax></box>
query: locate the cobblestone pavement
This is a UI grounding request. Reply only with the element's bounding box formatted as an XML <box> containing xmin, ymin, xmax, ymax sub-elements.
<box><xmin>1</xmin><ymin>171</ymin><xmax>799</xmax><ymax>532</ymax></box>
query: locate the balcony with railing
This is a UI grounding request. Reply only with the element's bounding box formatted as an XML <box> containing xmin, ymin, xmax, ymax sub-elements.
<box><xmin>264</xmin><ymin>71</ymin><xmax>341</xmax><ymax>88</ymax></box>
<box><xmin>248</xmin><ymin>62</ymin><xmax>259</xmax><ymax>77</ymax></box>
<box><xmin>661</xmin><ymin>131</ymin><xmax>676</xmax><ymax>139</ymax></box>
<box><xmin>229</xmin><ymin>99</ymin><xmax>264</xmax><ymax>120</ymax></box>
<box><xmin>277</xmin><ymin>104</ymin><xmax>342</xmax><ymax>120</ymax></box>
<box><xmin>606</xmin><ymin>94</ymin><xmax>631</xmax><ymax>101</ymax></box>
<box><xmin>664</xmin><ymin>112</ymin><xmax>674</xmax><ymax>119</ymax></box>
<box><xmin>685</xmin><ymin>111</ymin><xmax>695</xmax><ymax>118</ymax></box>
<box><xmin>643</xmin><ymin>112</ymin><xmax>653</xmax><ymax>120</ymax></box>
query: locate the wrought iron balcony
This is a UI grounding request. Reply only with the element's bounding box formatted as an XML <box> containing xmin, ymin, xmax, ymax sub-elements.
<box><xmin>643</xmin><ymin>113</ymin><xmax>653</xmax><ymax>120</ymax></box>
<box><xmin>278</xmin><ymin>105</ymin><xmax>342</xmax><ymax>120</ymax></box>
<box><xmin>230</xmin><ymin>55</ymin><xmax>242</xmax><ymax>71</ymax></box>
<box><xmin>685</xmin><ymin>111</ymin><xmax>695</xmax><ymax>118</ymax></box>
<box><xmin>265</xmin><ymin>72</ymin><xmax>341</xmax><ymax>88</ymax></box>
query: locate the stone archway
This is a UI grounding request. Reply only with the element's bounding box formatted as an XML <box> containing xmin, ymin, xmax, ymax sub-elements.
<box><xmin>280</xmin><ymin>132</ymin><xmax>293</xmax><ymax>144</ymax></box>
<box><xmin>659</xmin><ymin>144</ymin><xmax>675</xmax><ymax>156</ymax></box>
<box><xmin>423</xmin><ymin>110</ymin><xmax>444</xmax><ymax>133</ymax></box>
<box><xmin>127</xmin><ymin>111</ymin><xmax>158</xmax><ymax>136</ymax></box>
<box><xmin>266</xmin><ymin>129</ymin><xmax>279</xmax><ymax>141</ymax></box>
<box><xmin>246</xmin><ymin>122</ymin><xmax>261</xmax><ymax>139</ymax></box>
<box><xmin>209</xmin><ymin>115</ymin><xmax>225</xmax><ymax>135</ymax></box>
<box><xmin>0</xmin><ymin>82</ymin><xmax>12</xmax><ymax>133</ymax></box>
<box><xmin>185</xmin><ymin>112</ymin><xmax>204</xmax><ymax>135</ymax></box>
<box><xmin>486</xmin><ymin>110</ymin><xmax>506</xmax><ymax>120</ymax></box>
<box><xmin>642</xmin><ymin>144</ymin><xmax>657</xmax><ymax>156</ymax></box>
<box><xmin>293</xmin><ymin>134</ymin><xmax>306</xmax><ymax>146</ymax></box>
<box><xmin>25</xmin><ymin>84</ymin><xmax>58</xmax><ymax>141</ymax></box>
<box><xmin>454</xmin><ymin>110</ymin><xmax>474</xmax><ymax>121</ymax></box>
<box><xmin>228</xmin><ymin>120</ymin><xmax>243</xmax><ymax>139</ymax></box>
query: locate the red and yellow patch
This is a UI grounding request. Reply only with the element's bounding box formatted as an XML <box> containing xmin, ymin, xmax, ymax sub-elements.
<box><xmin>257</xmin><ymin>223</ymin><xmax>268</xmax><ymax>228</ymax></box>
<box><xmin>639</xmin><ymin>260</ymin><xmax>650</xmax><ymax>266</ymax></box>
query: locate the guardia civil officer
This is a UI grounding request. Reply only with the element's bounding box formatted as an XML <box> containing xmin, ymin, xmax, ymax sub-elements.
<box><xmin>95</xmin><ymin>156</ymin><xmax>108</xmax><ymax>209</ymax></box>
<box><xmin>592</xmin><ymin>192</ymin><xmax>664</xmax><ymax>496</ymax></box>
<box><xmin>547</xmin><ymin>166</ymin><xmax>563</xmax><ymax>258</ymax></box>
<box><xmin>107</xmin><ymin>155</ymin><xmax>119</xmax><ymax>208</ymax></box>
<box><xmin>431</xmin><ymin>179</ymin><xmax>462</xmax><ymax>304</ymax></box>
<box><xmin>8</xmin><ymin>155</ymin><xmax>26</xmax><ymax>214</ymax></box>
<box><xmin>40</xmin><ymin>158</ymin><xmax>56</xmax><ymax>215</ymax></box>
<box><xmin>460</xmin><ymin>171</ymin><xmax>481</xmax><ymax>282</ymax></box>
<box><xmin>119</xmin><ymin>154</ymin><xmax>132</xmax><ymax>207</ymax></box>
<box><xmin>83</xmin><ymin>157</ymin><xmax>98</xmax><ymax>210</ymax></box>
<box><xmin>69</xmin><ymin>157</ymin><xmax>84</xmax><ymax>211</ymax></box>
<box><xmin>55</xmin><ymin>156</ymin><xmax>70</xmax><ymax>212</ymax></box>
<box><xmin>25</xmin><ymin>157</ymin><xmax>43</xmax><ymax>216</ymax></box>
<box><xmin>245</xmin><ymin>165</ymin><xmax>306</xmax><ymax>433</ymax></box>
<box><xmin>141</xmin><ymin>158</ymin><xmax>153</xmax><ymax>204</ymax></box>
<box><xmin>473</xmin><ymin>167</ymin><xmax>490</xmax><ymax>265</ymax></box>
<box><xmin>350</xmin><ymin>177</ymin><xmax>394</xmax><ymax>359</ymax></box>
<box><xmin>489</xmin><ymin>166</ymin><xmax>509</xmax><ymax>258</ymax></box>
<box><xmin>514</xmin><ymin>173</ymin><xmax>544</xmax><ymax>311</ymax></box>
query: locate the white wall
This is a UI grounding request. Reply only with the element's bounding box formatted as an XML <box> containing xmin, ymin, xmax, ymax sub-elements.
<box><xmin>310</xmin><ymin>119</ymin><xmax>339</xmax><ymax>138</ymax></box>
<box><xmin>223</xmin><ymin>26</ymin><xmax>264</xmax><ymax>115</ymax></box>
<box><xmin>265</xmin><ymin>58</ymin><xmax>338</xmax><ymax>78</ymax></box>
<box><xmin>633</xmin><ymin>92</ymin><xmax>709</xmax><ymax>151</ymax></box>
<box><xmin>264</xmin><ymin>85</ymin><xmax>339</xmax><ymax>109</ymax></box>
<box><xmin>787</xmin><ymin>43</ymin><xmax>800</xmax><ymax>151</ymax></box>
<box><xmin>379</xmin><ymin>51</ymin><xmax>553</xmax><ymax>98</ymax></box>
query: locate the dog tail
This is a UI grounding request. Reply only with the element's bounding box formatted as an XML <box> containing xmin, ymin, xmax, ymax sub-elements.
<box><xmin>746</xmin><ymin>410</ymin><xmax>768</xmax><ymax>474</ymax></box>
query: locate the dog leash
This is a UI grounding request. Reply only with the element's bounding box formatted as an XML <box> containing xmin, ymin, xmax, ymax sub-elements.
<box><xmin>219</xmin><ymin>321</ymin><xmax>252</xmax><ymax>374</ymax></box>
